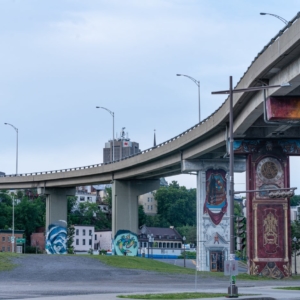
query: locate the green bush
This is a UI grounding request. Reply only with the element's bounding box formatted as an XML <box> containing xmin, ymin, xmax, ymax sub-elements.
<box><xmin>99</xmin><ymin>249</ymin><xmax>107</xmax><ymax>255</ymax></box>
<box><xmin>25</xmin><ymin>246</ymin><xmax>42</xmax><ymax>254</ymax></box>
<box><xmin>178</xmin><ymin>251</ymin><xmax>196</xmax><ymax>259</ymax></box>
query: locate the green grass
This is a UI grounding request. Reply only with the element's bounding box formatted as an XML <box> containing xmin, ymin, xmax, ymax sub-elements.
<box><xmin>91</xmin><ymin>255</ymin><xmax>277</xmax><ymax>281</ymax></box>
<box><xmin>274</xmin><ymin>286</ymin><xmax>300</xmax><ymax>290</ymax></box>
<box><xmin>0</xmin><ymin>252</ymin><xmax>19</xmax><ymax>271</ymax></box>
<box><xmin>117</xmin><ymin>292</ymin><xmax>232</xmax><ymax>299</ymax></box>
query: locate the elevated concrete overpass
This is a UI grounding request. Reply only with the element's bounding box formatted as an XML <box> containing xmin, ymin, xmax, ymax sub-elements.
<box><xmin>1</xmin><ymin>14</ymin><xmax>300</xmax><ymax>190</ymax></box>
<box><xmin>1</xmin><ymin>13</ymin><xmax>300</xmax><ymax>274</ymax></box>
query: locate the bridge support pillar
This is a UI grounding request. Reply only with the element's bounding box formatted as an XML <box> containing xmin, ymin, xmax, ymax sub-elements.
<box><xmin>182</xmin><ymin>159</ymin><xmax>245</xmax><ymax>272</ymax></box>
<box><xmin>112</xmin><ymin>180</ymin><xmax>160</xmax><ymax>237</ymax></box>
<box><xmin>37</xmin><ymin>187</ymin><xmax>75</xmax><ymax>254</ymax></box>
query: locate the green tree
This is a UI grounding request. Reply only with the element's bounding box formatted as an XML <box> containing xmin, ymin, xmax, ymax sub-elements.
<box><xmin>153</xmin><ymin>181</ymin><xmax>196</xmax><ymax>228</ymax></box>
<box><xmin>138</xmin><ymin>205</ymin><xmax>147</xmax><ymax>226</ymax></box>
<box><xmin>14</xmin><ymin>196</ymin><xmax>46</xmax><ymax>241</ymax></box>
<box><xmin>290</xmin><ymin>195</ymin><xmax>300</xmax><ymax>206</ymax></box>
<box><xmin>291</xmin><ymin>220</ymin><xmax>300</xmax><ymax>258</ymax></box>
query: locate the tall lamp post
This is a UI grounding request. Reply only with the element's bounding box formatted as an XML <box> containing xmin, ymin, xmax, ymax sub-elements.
<box><xmin>293</xmin><ymin>237</ymin><xmax>298</xmax><ymax>275</ymax></box>
<box><xmin>147</xmin><ymin>234</ymin><xmax>153</xmax><ymax>258</ymax></box>
<box><xmin>212</xmin><ymin>77</ymin><xmax>290</xmax><ymax>295</ymax></box>
<box><xmin>96</xmin><ymin>107</ymin><xmax>115</xmax><ymax>162</ymax></box>
<box><xmin>176</xmin><ymin>74</ymin><xmax>201</xmax><ymax>122</ymax></box>
<box><xmin>260</xmin><ymin>12</ymin><xmax>288</xmax><ymax>25</ymax></box>
<box><xmin>4</xmin><ymin>122</ymin><xmax>18</xmax><ymax>253</ymax></box>
<box><xmin>182</xmin><ymin>236</ymin><xmax>186</xmax><ymax>267</ymax></box>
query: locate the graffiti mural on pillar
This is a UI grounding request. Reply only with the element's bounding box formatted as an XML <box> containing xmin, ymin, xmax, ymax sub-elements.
<box><xmin>203</xmin><ymin>169</ymin><xmax>227</xmax><ymax>225</ymax></box>
<box><xmin>234</xmin><ymin>139</ymin><xmax>300</xmax><ymax>155</ymax></box>
<box><xmin>114</xmin><ymin>230</ymin><xmax>138</xmax><ymax>256</ymax></box>
<box><xmin>46</xmin><ymin>220</ymin><xmax>67</xmax><ymax>254</ymax></box>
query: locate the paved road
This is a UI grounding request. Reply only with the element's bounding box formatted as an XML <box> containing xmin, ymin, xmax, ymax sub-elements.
<box><xmin>155</xmin><ymin>258</ymin><xmax>248</xmax><ymax>273</ymax></box>
<box><xmin>0</xmin><ymin>254</ymin><xmax>299</xmax><ymax>300</ymax></box>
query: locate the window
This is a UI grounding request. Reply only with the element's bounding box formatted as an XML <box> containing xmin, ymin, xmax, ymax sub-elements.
<box><xmin>76</xmin><ymin>239</ymin><xmax>79</xmax><ymax>245</ymax></box>
<box><xmin>1</xmin><ymin>237</ymin><xmax>4</xmax><ymax>242</ymax></box>
<box><xmin>89</xmin><ymin>239</ymin><xmax>92</xmax><ymax>245</ymax></box>
<box><xmin>76</xmin><ymin>229</ymin><xmax>79</xmax><ymax>235</ymax></box>
<box><xmin>83</xmin><ymin>229</ymin><xmax>86</xmax><ymax>236</ymax></box>
<box><xmin>89</xmin><ymin>230</ymin><xmax>92</xmax><ymax>236</ymax></box>
<box><xmin>80</xmin><ymin>196</ymin><xmax>85</xmax><ymax>201</ymax></box>
<box><xmin>1</xmin><ymin>247</ymin><xmax>5</xmax><ymax>252</ymax></box>
<box><xmin>95</xmin><ymin>234</ymin><xmax>97</xmax><ymax>240</ymax></box>
<box><xmin>147</xmin><ymin>205</ymin><xmax>150</xmax><ymax>210</ymax></box>
<box><xmin>87</xmin><ymin>197</ymin><xmax>92</xmax><ymax>202</ymax></box>
<box><xmin>83</xmin><ymin>239</ymin><xmax>86</xmax><ymax>245</ymax></box>
<box><xmin>147</xmin><ymin>197</ymin><xmax>150</xmax><ymax>202</ymax></box>
<box><xmin>150</xmin><ymin>205</ymin><xmax>153</xmax><ymax>210</ymax></box>
<box><xmin>7</xmin><ymin>246</ymin><xmax>10</xmax><ymax>252</ymax></box>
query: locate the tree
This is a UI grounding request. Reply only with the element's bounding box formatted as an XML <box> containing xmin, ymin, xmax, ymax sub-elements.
<box><xmin>290</xmin><ymin>195</ymin><xmax>300</xmax><ymax>207</ymax></box>
<box><xmin>291</xmin><ymin>220</ymin><xmax>300</xmax><ymax>257</ymax></box>
<box><xmin>152</xmin><ymin>181</ymin><xmax>196</xmax><ymax>228</ymax></box>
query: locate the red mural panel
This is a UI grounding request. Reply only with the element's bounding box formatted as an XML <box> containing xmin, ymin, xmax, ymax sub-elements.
<box><xmin>266</xmin><ymin>96</ymin><xmax>300</xmax><ymax>121</ymax></box>
<box><xmin>256</xmin><ymin>204</ymin><xmax>284</xmax><ymax>258</ymax></box>
<box><xmin>241</xmin><ymin>143</ymin><xmax>292</xmax><ymax>278</ymax></box>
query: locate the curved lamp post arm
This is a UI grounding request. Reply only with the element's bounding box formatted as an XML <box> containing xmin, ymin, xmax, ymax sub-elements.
<box><xmin>176</xmin><ymin>74</ymin><xmax>201</xmax><ymax>122</ymax></box>
<box><xmin>176</xmin><ymin>74</ymin><xmax>200</xmax><ymax>87</ymax></box>
<box><xmin>260</xmin><ymin>12</ymin><xmax>288</xmax><ymax>25</ymax></box>
<box><xmin>4</xmin><ymin>122</ymin><xmax>18</xmax><ymax>175</ymax></box>
<box><xmin>96</xmin><ymin>106</ymin><xmax>115</xmax><ymax>162</ymax></box>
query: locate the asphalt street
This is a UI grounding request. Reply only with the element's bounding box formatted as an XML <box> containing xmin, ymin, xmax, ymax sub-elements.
<box><xmin>0</xmin><ymin>254</ymin><xmax>299</xmax><ymax>300</ymax></box>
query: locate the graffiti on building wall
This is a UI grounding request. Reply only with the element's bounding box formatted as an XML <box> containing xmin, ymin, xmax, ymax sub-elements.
<box><xmin>45</xmin><ymin>220</ymin><xmax>67</xmax><ymax>254</ymax></box>
<box><xmin>114</xmin><ymin>230</ymin><xmax>138</xmax><ymax>256</ymax></box>
<box><xmin>203</xmin><ymin>169</ymin><xmax>227</xmax><ymax>225</ymax></box>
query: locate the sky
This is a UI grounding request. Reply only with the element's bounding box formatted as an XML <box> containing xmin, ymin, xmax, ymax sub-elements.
<box><xmin>1</xmin><ymin>0</ymin><xmax>300</xmax><ymax>192</ymax></box>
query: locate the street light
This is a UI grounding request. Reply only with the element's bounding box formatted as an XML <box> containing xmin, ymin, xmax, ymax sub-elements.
<box><xmin>147</xmin><ymin>234</ymin><xmax>153</xmax><ymax>258</ymax></box>
<box><xmin>4</xmin><ymin>123</ymin><xmax>18</xmax><ymax>175</ymax></box>
<box><xmin>212</xmin><ymin>77</ymin><xmax>290</xmax><ymax>294</ymax></box>
<box><xmin>96</xmin><ymin>107</ymin><xmax>115</xmax><ymax>162</ymax></box>
<box><xmin>176</xmin><ymin>74</ymin><xmax>201</xmax><ymax>122</ymax></box>
<box><xmin>293</xmin><ymin>237</ymin><xmax>298</xmax><ymax>275</ymax></box>
<box><xmin>260</xmin><ymin>13</ymin><xmax>288</xmax><ymax>25</ymax></box>
<box><xmin>4</xmin><ymin>122</ymin><xmax>18</xmax><ymax>253</ymax></box>
<box><xmin>182</xmin><ymin>236</ymin><xmax>186</xmax><ymax>267</ymax></box>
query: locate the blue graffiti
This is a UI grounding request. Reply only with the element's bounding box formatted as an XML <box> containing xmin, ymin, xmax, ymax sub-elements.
<box><xmin>114</xmin><ymin>230</ymin><xmax>138</xmax><ymax>256</ymax></box>
<box><xmin>46</xmin><ymin>221</ymin><xmax>67</xmax><ymax>254</ymax></box>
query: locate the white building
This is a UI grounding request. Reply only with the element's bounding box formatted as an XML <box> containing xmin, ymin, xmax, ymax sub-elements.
<box><xmin>291</xmin><ymin>205</ymin><xmax>300</xmax><ymax>221</ymax></box>
<box><xmin>94</xmin><ymin>230</ymin><xmax>112</xmax><ymax>251</ymax></box>
<box><xmin>73</xmin><ymin>225</ymin><xmax>95</xmax><ymax>254</ymax></box>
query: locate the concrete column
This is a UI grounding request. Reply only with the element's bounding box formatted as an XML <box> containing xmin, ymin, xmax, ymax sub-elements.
<box><xmin>182</xmin><ymin>159</ymin><xmax>246</xmax><ymax>271</ymax></box>
<box><xmin>112</xmin><ymin>180</ymin><xmax>160</xmax><ymax>236</ymax></box>
<box><xmin>38</xmin><ymin>187</ymin><xmax>76</xmax><ymax>229</ymax></box>
<box><xmin>37</xmin><ymin>187</ymin><xmax>75</xmax><ymax>254</ymax></box>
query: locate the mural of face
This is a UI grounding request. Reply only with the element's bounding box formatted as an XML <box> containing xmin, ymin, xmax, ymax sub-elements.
<box><xmin>114</xmin><ymin>230</ymin><xmax>138</xmax><ymax>256</ymax></box>
<box><xmin>46</xmin><ymin>220</ymin><xmax>67</xmax><ymax>254</ymax></box>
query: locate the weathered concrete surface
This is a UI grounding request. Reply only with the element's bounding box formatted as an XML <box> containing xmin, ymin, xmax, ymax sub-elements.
<box><xmin>0</xmin><ymin>255</ymin><xmax>299</xmax><ymax>300</ymax></box>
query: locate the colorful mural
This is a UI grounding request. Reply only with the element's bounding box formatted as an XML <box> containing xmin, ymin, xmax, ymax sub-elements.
<box><xmin>203</xmin><ymin>169</ymin><xmax>227</xmax><ymax>225</ymax></box>
<box><xmin>266</xmin><ymin>96</ymin><xmax>300</xmax><ymax>121</ymax></box>
<box><xmin>45</xmin><ymin>220</ymin><xmax>67</xmax><ymax>254</ymax></box>
<box><xmin>234</xmin><ymin>139</ymin><xmax>300</xmax><ymax>155</ymax></box>
<box><xmin>114</xmin><ymin>230</ymin><xmax>138</xmax><ymax>256</ymax></box>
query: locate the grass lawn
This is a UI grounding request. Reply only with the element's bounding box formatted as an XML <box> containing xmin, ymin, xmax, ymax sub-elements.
<box><xmin>117</xmin><ymin>292</ymin><xmax>233</xmax><ymax>299</ymax></box>
<box><xmin>274</xmin><ymin>286</ymin><xmax>300</xmax><ymax>290</ymax></box>
<box><xmin>91</xmin><ymin>255</ymin><xmax>277</xmax><ymax>281</ymax></box>
<box><xmin>0</xmin><ymin>252</ymin><xmax>18</xmax><ymax>271</ymax></box>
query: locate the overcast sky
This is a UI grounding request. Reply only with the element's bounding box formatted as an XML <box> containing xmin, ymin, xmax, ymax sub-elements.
<box><xmin>1</xmin><ymin>1</ymin><xmax>300</xmax><ymax>192</ymax></box>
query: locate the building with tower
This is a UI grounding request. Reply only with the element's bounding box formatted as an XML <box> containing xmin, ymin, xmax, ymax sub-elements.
<box><xmin>103</xmin><ymin>128</ymin><xmax>140</xmax><ymax>163</ymax></box>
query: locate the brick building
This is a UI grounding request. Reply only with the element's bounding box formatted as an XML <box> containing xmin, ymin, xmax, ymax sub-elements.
<box><xmin>0</xmin><ymin>229</ymin><xmax>25</xmax><ymax>252</ymax></box>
